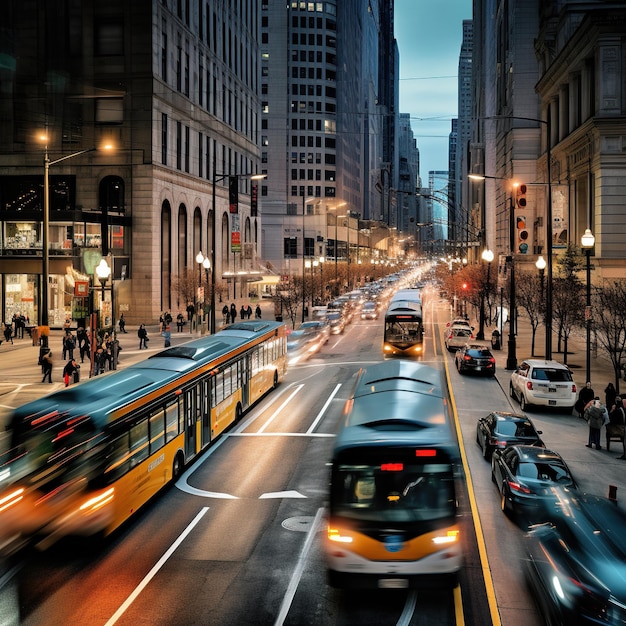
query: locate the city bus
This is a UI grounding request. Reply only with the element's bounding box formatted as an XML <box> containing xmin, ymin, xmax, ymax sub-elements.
<box><xmin>325</xmin><ymin>359</ymin><xmax>462</xmax><ymax>589</ymax></box>
<box><xmin>382</xmin><ymin>289</ymin><xmax>424</xmax><ymax>357</ymax></box>
<box><xmin>0</xmin><ymin>320</ymin><xmax>286</xmax><ymax>552</ymax></box>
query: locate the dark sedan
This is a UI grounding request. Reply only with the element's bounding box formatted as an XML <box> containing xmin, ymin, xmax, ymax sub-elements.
<box><xmin>476</xmin><ymin>411</ymin><xmax>544</xmax><ymax>460</ymax></box>
<box><xmin>454</xmin><ymin>343</ymin><xmax>496</xmax><ymax>376</ymax></box>
<box><xmin>525</xmin><ymin>492</ymin><xmax>626</xmax><ymax>624</ymax></box>
<box><xmin>491</xmin><ymin>445</ymin><xmax>577</xmax><ymax>525</ymax></box>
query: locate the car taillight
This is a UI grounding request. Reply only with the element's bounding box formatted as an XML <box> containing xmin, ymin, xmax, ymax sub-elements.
<box><xmin>572</xmin><ymin>384</ymin><xmax>577</xmax><ymax>393</ymax></box>
<box><xmin>489</xmin><ymin>357</ymin><xmax>496</xmax><ymax>364</ymax></box>
<box><xmin>507</xmin><ymin>480</ymin><xmax>531</xmax><ymax>494</ymax></box>
<box><xmin>464</xmin><ymin>355</ymin><xmax>472</xmax><ymax>361</ymax></box>
<box><xmin>526</xmin><ymin>381</ymin><xmax>534</xmax><ymax>391</ymax></box>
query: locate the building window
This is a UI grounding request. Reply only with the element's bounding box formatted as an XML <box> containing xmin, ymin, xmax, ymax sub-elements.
<box><xmin>284</xmin><ymin>237</ymin><xmax>297</xmax><ymax>258</ymax></box>
<box><xmin>95</xmin><ymin>99</ymin><xmax>123</xmax><ymax>124</ymax></box>
<box><xmin>95</xmin><ymin>21</ymin><xmax>123</xmax><ymax>56</ymax></box>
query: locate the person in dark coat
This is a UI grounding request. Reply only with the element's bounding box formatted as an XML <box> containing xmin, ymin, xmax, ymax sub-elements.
<box><xmin>246</xmin><ymin>305</ymin><xmax>253</xmax><ymax>319</ymax></box>
<box><xmin>230</xmin><ymin>303</ymin><xmax>237</xmax><ymax>322</ymax></box>
<box><xmin>138</xmin><ymin>324</ymin><xmax>148</xmax><ymax>349</ymax></box>
<box><xmin>41</xmin><ymin>350</ymin><xmax>53</xmax><ymax>383</ymax></box>
<box><xmin>576</xmin><ymin>382</ymin><xmax>595</xmax><ymax>418</ymax></box>
<box><xmin>605</xmin><ymin>382</ymin><xmax>617</xmax><ymax>411</ymax></box>
<box><xmin>255</xmin><ymin>305</ymin><xmax>262</xmax><ymax>319</ymax></box>
<box><xmin>62</xmin><ymin>359</ymin><xmax>80</xmax><ymax>387</ymax></box>
<box><xmin>222</xmin><ymin>305</ymin><xmax>229</xmax><ymax>324</ymax></box>
<box><xmin>240</xmin><ymin>305</ymin><xmax>246</xmax><ymax>320</ymax></box>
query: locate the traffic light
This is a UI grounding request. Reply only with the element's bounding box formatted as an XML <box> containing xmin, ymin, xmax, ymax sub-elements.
<box><xmin>229</xmin><ymin>176</ymin><xmax>238</xmax><ymax>214</ymax></box>
<box><xmin>515</xmin><ymin>184</ymin><xmax>527</xmax><ymax>209</ymax></box>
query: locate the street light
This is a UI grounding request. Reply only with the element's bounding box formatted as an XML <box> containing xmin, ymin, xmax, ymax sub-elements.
<box><xmin>581</xmin><ymin>228</ymin><xmax>595</xmax><ymax>384</ymax></box>
<box><xmin>196</xmin><ymin>251</ymin><xmax>205</xmax><ymax>332</ymax></box>
<box><xmin>95</xmin><ymin>258</ymin><xmax>111</xmax><ymax>328</ymax></box>
<box><xmin>40</xmin><ymin>138</ymin><xmax>112</xmax><ymax>328</ymax></box>
<box><xmin>203</xmin><ymin>256</ymin><xmax>211</xmax><ymax>325</ymax></box>
<box><xmin>536</xmin><ymin>255</ymin><xmax>546</xmax><ymax>299</ymax></box>
<box><xmin>477</xmin><ymin>248</ymin><xmax>494</xmax><ymax>340</ymax></box>
<box><xmin>319</xmin><ymin>256</ymin><xmax>325</xmax><ymax>303</ymax></box>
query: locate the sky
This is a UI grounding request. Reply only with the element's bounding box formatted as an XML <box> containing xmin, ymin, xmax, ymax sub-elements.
<box><xmin>394</xmin><ymin>0</ymin><xmax>473</xmax><ymax>186</ymax></box>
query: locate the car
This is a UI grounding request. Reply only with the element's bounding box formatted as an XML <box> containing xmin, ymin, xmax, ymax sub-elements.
<box><xmin>509</xmin><ymin>359</ymin><xmax>577</xmax><ymax>412</ymax></box>
<box><xmin>310</xmin><ymin>306</ymin><xmax>328</xmax><ymax>322</ymax></box>
<box><xmin>360</xmin><ymin>301</ymin><xmax>378</xmax><ymax>320</ymax></box>
<box><xmin>491</xmin><ymin>445</ymin><xmax>576</xmax><ymax>524</ymax></box>
<box><xmin>286</xmin><ymin>329</ymin><xmax>324</xmax><ymax>365</ymax></box>
<box><xmin>446</xmin><ymin>318</ymin><xmax>472</xmax><ymax>329</ymax></box>
<box><xmin>444</xmin><ymin>326</ymin><xmax>474</xmax><ymax>352</ymax></box>
<box><xmin>476</xmin><ymin>411</ymin><xmax>544</xmax><ymax>460</ymax></box>
<box><xmin>297</xmin><ymin>320</ymin><xmax>330</xmax><ymax>344</ymax></box>
<box><xmin>455</xmin><ymin>343</ymin><xmax>496</xmax><ymax>376</ymax></box>
<box><xmin>326</xmin><ymin>311</ymin><xmax>346</xmax><ymax>334</ymax></box>
<box><xmin>524</xmin><ymin>492</ymin><xmax>626</xmax><ymax>624</ymax></box>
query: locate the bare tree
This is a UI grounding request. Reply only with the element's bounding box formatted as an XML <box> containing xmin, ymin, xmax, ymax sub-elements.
<box><xmin>272</xmin><ymin>276</ymin><xmax>306</xmax><ymax>328</ymax></box>
<box><xmin>552</xmin><ymin>276</ymin><xmax>584</xmax><ymax>365</ymax></box>
<box><xmin>515</xmin><ymin>271</ymin><xmax>543</xmax><ymax>357</ymax></box>
<box><xmin>592</xmin><ymin>280</ymin><xmax>626</xmax><ymax>393</ymax></box>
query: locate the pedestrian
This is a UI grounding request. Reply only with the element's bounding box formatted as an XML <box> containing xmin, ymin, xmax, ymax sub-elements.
<box><xmin>240</xmin><ymin>305</ymin><xmax>246</xmax><ymax>320</ymax></box>
<box><xmin>605</xmin><ymin>382</ymin><xmax>617</xmax><ymax>411</ymax></box>
<box><xmin>41</xmin><ymin>350</ymin><xmax>53</xmax><ymax>383</ymax></box>
<box><xmin>575</xmin><ymin>381</ymin><xmax>595</xmax><ymax>418</ymax></box>
<box><xmin>119</xmin><ymin>314</ymin><xmax>127</xmax><ymax>333</ymax></box>
<box><xmin>186</xmin><ymin>303</ymin><xmax>195</xmax><ymax>322</ymax></box>
<box><xmin>246</xmin><ymin>304</ymin><xmax>253</xmax><ymax>319</ymax></box>
<box><xmin>76</xmin><ymin>326</ymin><xmax>86</xmax><ymax>350</ymax></box>
<box><xmin>3</xmin><ymin>322</ymin><xmax>13</xmax><ymax>344</ymax></box>
<box><xmin>62</xmin><ymin>331</ymin><xmax>76</xmax><ymax>360</ymax></box>
<box><xmin>138</xmin><ymin>323</ymin><xmax>149</xmax><ymax>349</ymax></box>
<box><xmin>255</xmin><ymin>304</ymin><xmax>262</xmax><ymax>319</ymax></box>
<box><xmin>80</xmin><ymin>334</ymin><xmax>90</xmax><ymax>364</ymax></box>
<box><xmin>230</xmin><ymin>303</ymin><xmax>237</xmax><ymax>322</ymax></box>
<box><xmin>584</xmin><ymin>397</ymin><xmax>608</xmax><ymax>450</ymax></box>
<box><xmin>608</xmin><ymin>396</ymin><xmax>626</xmax><ymax>459</ymax></box>
<box><xmin>222</xmin><ymin>305</ymin><xmax>229</xmax><ymax>324</ymax></box>
<box><xmin>62</xmin><ymin>359</ymin><xmax>80</xmax><ymax>387</ymax></box>
<box><xmin>94</xmin><ymin>346</ymin><xmax>106</xmax><ymax>375</ymax></box>
<box><xmin>163</xmin><ymin>323</ymin><xmax>171</xmax><ymax>347</ymax></box>
<box><xmin>176</xmin><ymin>312</ymin><xmax>185</xmax><ymax>332</ymax></box>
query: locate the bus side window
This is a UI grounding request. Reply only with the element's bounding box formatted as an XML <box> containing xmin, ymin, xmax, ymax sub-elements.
<box><xmin>149</xmin><ymin>408</ymin><xmax>165</xmax><ymax>453</ymax></box>
<box><xmin>129</xmin><ymin>420</ymin><xmax>149</xmax><ymax>467</ymax></box>
<box><xmin>165</xmin><ymin>400</ymin><xmax>179</xmax><ymax>442</ymax></box>
<box><xmin>105</xmin><ymin>433</ymin><xmax>131</xmax><ymax>481</ymax></box>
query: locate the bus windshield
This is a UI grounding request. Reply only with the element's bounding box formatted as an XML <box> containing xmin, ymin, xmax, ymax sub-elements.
<box><xmin>332</xmin><ymin>461</ymin><xmax>455</xmax><ymax>523</ymax></box>
<box><xmin>384</xmin><ymin>317</ymin><xmax>423</xmax><ymax>343</ymax></box>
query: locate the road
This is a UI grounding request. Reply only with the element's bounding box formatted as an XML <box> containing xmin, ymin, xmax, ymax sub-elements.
<box><xmin>2</xmin><ymin>292</ymin><xmax>623</xmax><ymax>625</ymax></box>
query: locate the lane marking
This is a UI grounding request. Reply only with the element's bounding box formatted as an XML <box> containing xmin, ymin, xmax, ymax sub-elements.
<box><xmin>273</xmin><ymin>507</ymin><xmax>324</xmax><ymax>626</ymax></box>
<box><xmin>104</xmin><ymin>507</ymin><xmax>209</xmax><ymax>626</ymax></box>
<box><xmin>259</xmin><ymin>490</ymin><xmax>306</xmax><ymax>499</ymax></box>
<box><xmin>443</xmin><ymin>328</ymin><xmax>501</xmax><ymax>626</ymax></box>
<box><xmin>258</xmin><ymin>384</ymin><xmax>304</xmax><ymax>433</ymax></box>
<box><xmin>306</xmin><ymin>383</ymin><xmax>342</xmax><ymax>434</ymax></box>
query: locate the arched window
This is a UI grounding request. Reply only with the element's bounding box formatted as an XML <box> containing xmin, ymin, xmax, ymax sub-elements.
<box><xmin>193</xmin><ymin>206</ymin><xmax>203</xmax><ymax>255</ymax></box>
<box><xmin>178</xmin><ymin>203</ymin><xmax>187</xmax><ymax>274</ymax></box>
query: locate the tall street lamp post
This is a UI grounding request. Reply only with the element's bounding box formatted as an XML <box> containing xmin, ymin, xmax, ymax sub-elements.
<box><xmin>581</xmin><ymin>229</ymin><xmax>595</xmax><ymax>384</ymax></box>
<box><xmin>196</xmin><ymin>251</ymin><xmax>205</xmax><ymax>332</ymax></box>
<box><xmin>203</xmin><ymin>256</ymin><xmax>211</xmax><ymax>326</ymax></box>
<box><xmin>536</xmin><ymin>255</ymin><xmax>546</xmax><ymax>299</ymax></box>
<box><xmin>319</xmin><ymin>256</ymin><xmax>324</xmax><ymax>303</ymax></box>
<box><xmin>477</xmin><ymin>248</ymin><xmax>494</xmax><ymax>340</ymax></box>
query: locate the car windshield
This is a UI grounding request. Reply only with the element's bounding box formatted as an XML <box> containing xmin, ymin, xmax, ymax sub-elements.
<box><xmin>517</xmin><ymin>461</ymin><xmax>571</xmax><ymax>483</ymax></box>
<box><xmin>531</xmin><ymin>368</ymin><xmax>572</xmax><ymax>382</ymax></box>
<box><xmin>327</xmin><ymin>313</ymin><xmax>341</xmax><ymax>320</ymax></box>
<box><xmin>468</xmin><ymin>349</ymin><xmax>491</xmax><ymax>357</ymax></box>
<box><xmin>498</xmin><ymin>420</ymin><xmax>536</xmax><ymax>437</ymax></box>
<box><xmin>454</xmin><ymin>329</ymin><xmax>472</xmax><ymax>337</ymax></box>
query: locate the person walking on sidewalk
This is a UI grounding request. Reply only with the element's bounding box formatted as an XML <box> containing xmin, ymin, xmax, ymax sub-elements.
<box><xmin>230</xmin><ymin>303</ymin><xmax>237</xmax><ymax>322</ymax></box>
<box><xmin>608</xmin><ymin>396</ymin><xmax>626</xmax><ymax>459</ymax></box>
<box><xmin>584</xmin><ymin>397</ymin><xmax>608</xmax><ymax>450</ymax></box>
<box><xmin>605</xmin><ymin>382</ymin><xmax>617</xmax><ymax>411</ymax></box>
<box><xmin>41</xmin><ymin>350</ymin><xmax>53</xmax><ymax>383</ymax></box>
<box><xmin>255</xmin><ymin>304</ymin><xmax>262</xmax><ymax>319</ymax></box>
<box><xmin>138</xmin><ymin>324</ymin><xmax>149</xmax><ymax>349</ymax></box>
<box><xmin>576</xmin><ymin>382</ymin><xmax>595</xmax><ymax>418</ymax></box>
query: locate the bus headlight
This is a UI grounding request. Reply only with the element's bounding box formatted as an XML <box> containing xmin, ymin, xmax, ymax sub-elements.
<box><xmin>328</xmin><ymin>527</ymin><xmax>353</xmax><ymax>543</ymax></box>
<box><xmin>432</xmin><ymin>530</ymin><xmax>459</xmax><ymax>545</ymax></box>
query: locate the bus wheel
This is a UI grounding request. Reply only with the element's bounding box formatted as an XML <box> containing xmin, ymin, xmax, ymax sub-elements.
<box><xmin>273</xmin><ymin>370</ymin><xmax>279</xmax><ymax>389</ymax></box>
<box><xmin>172</xmin><ymin>452</ymin><xmax>184</xmax><ymax>481</ymax></box>
<box><xmin>236</xmin><ymin>403</ymin><xmax>243</xmax><ymax>423</ymax></box>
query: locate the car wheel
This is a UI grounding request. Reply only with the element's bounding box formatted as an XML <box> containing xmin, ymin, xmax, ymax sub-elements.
<box><xmin>520</xmin><ymin>395</ymin><xmax>530</xmax><ymax>412</ymax></box>
<box><xmin>509</xmin><ymin>383</ymin><xmax>516</xmax><ymax>400</ymax></box>
<box><xmin>500</xmin><ymin>486</ymin><xmax>513</xmax><ymax>517</ymax></box>
<box><xmin>483</xmin><ymin>439</ymin><xmax>491</xmax><ymax>460</ymax></box>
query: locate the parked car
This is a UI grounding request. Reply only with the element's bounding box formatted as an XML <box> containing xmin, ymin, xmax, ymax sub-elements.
<box><xmin>326</xmin><ymin>311</ymin><xmax>346</xmax><ymax>335</ymax></box>
<box><xmin>455</xmin><ymin>343</ymin><xmax>496</xmax><ymax>376</ymax></box>
<box><xmin>446</xmin><ymin>318</ymin><xmax>472</xmax><ymax>329</ymax></box>
<box><xmin>360</xmin><ymin>301</ymin><xmax>378</xmax><ymax>320</ymax></box>
<box><xmin>297</xmin><ymin>320</ymin><xmax>330</xmax><ymax>344</ymax></box>
<box><xmin>476</xmin><ymin>411</ymin><xmax>544</xmax><ymax>460</ymax></box>
<box><xmin>491</xmin><ymin>445</ymin><xmax>576</xmax><ymax>524</ymax></box>
<box><xmin>509</xmin><ymin>359</ymin><xmax>577</xmax><ymax>412</ymax></box>
<box><xmin>524</xmin><ymin>492</ymin><xmax>626</xmax><ymax>624</ymax></box>
<box><xmin>445</xmin><ymin>326</ymin><xmax>474</xmax><ymax>352</ymax></box>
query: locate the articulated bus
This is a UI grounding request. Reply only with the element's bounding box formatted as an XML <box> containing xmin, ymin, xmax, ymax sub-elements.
<box><xmin>0</xmin><ymin>321</ymin><xmax>286</xmax><ymax>552</ymax></box>
<box><xmin>326</xmin><ymin>360</ymin><xmax>462</xmax><ymax>589</ymax></box>
<box><xmin>382</xmin><ymin>289</ymin><xmax>424</xmax><ymax>357</ymax></box>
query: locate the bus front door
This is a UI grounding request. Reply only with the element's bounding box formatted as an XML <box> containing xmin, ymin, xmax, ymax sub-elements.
<box><xmin>185</xmin><ymin>389</ymin><xmax>196</xmax><ymax>458</ymax></box>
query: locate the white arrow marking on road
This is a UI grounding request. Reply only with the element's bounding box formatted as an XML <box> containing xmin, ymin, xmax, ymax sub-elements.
<box><xmin>259</xmin><ymin>490</ymin><xmax>306</xmax><ymax>499</ymax></box>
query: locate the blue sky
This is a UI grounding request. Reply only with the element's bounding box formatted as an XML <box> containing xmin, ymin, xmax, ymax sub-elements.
<box><xmin>394</xmin><ymin>0</ymin><xmax>472</xmax><ymax>185</ymax></box>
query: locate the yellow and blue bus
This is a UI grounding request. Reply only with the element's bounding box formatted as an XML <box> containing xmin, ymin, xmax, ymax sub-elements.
<box><xmin>0</xmin><ymin>320</ymin><xmax>286</xmax><ymax>552</ymax></box>
<box><xmin>325</xmin><ymin>359</ymin><xmax>462</xmax><ymax>589</ymax></box>
<box><xmin>382</xmin><ymin>289</ymin><xmax>424</xmax><ymax>358</ymax></box>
